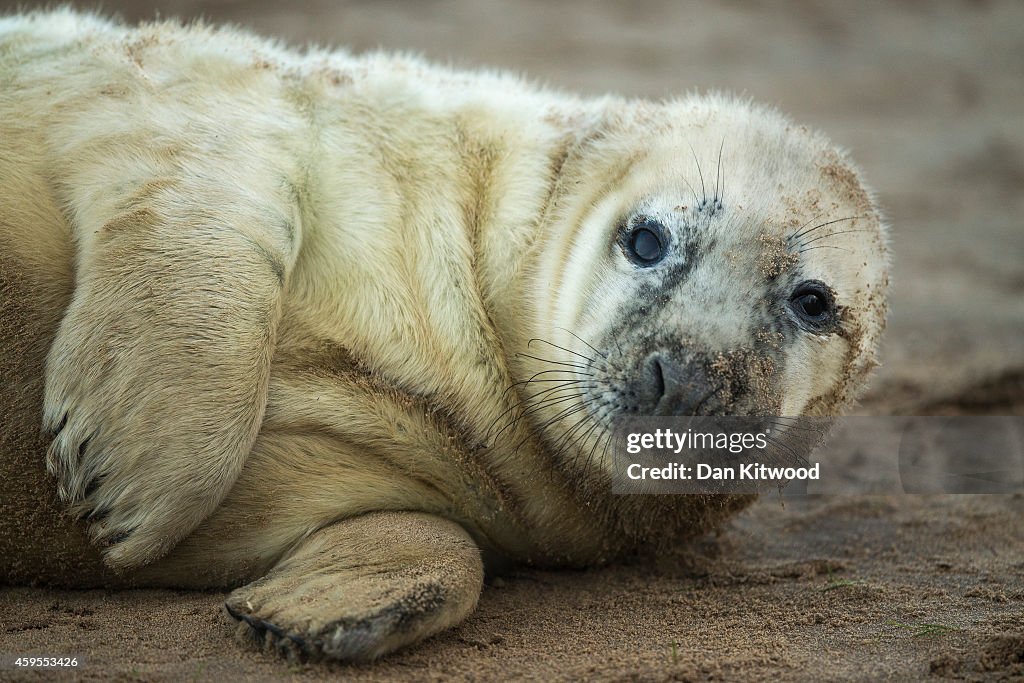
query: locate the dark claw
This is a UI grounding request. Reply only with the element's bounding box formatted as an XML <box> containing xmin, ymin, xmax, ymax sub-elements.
<box><xmin>224</xmin><ymin>604</ymin><xmax>307</xmax><ymax>652</ymax></box>
<box><xmin>105</xmin><ymin>530</ymin><xmax>132</xmax><ymax>546</ymax></box>
<box><xmin>84</xmin><ymin>474</ymin><xmax>104</xmax><ymax>499</ymax></box>
<box><xmin>44</xmin><ymin>412</ymin><xmax>69</xmax><ymax>438</ymax></box>
<box><xmin>238</xmin><ymin>612</ymin><xmax>265</xmax><ymax>634</ymax></box>
<box><xmin>85</xmin><ymin>504</ymin><xmax>108</xmax><ymax>522</ymax></box>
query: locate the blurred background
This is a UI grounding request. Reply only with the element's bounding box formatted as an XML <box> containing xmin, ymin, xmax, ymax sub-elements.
<box><xmin>3</xmin><ymin>0</ymin><xmax>1022</xmax><ymax>410</ymax></box>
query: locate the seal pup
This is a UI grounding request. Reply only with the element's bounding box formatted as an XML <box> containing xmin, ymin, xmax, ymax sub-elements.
<box><xmin>0</xmin><ymin>10</ymin><xmax>889</xmax><ymax>660</ymax></box>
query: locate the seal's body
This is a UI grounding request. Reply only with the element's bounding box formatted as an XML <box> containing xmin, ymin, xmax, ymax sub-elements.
<box><xmin>0</xmin><ymin>11</ymin><xmax>889</xmax><ymax>660</ymax></box>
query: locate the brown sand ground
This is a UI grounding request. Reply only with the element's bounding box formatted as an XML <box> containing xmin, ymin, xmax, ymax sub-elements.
<box><xmin>1</xmin><ymin>1</ymin><xmax>1022</xmax><ymax>680</ymax></box>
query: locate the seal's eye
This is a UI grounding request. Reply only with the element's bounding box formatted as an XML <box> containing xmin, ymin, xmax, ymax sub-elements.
<box><xmin>795</xmin><ymin>292</ymin><xmax>825</xmax><ymax>318</ymax></box>
<box><xmin>625</xmin><ymin>221</ymin><xmax>666</xmax><ymax>265</ymax></box>
<box><xmin>789</xmin><ymin>280</ymin><xmax>836</xmax><ymax>331</ymax></box>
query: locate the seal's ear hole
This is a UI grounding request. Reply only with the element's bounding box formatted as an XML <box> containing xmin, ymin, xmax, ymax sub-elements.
<box><xmin>623</xmin><ymin>219</ymin><xmax>667</xmax><ymax>266</ymax></box>
<box><xmin>789</xmin><ymin>280</ymin><xmax>836</xmax><ymax>331</ymax></box>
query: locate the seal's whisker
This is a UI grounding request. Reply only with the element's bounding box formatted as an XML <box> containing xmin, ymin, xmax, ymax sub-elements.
<box><xmin>788</xmin><ymin>211</ymin><xmax>826</xmax><ymax>242</ymax></box>
<box><xmin>788</xmin><ymin>215</ymin><xmax>863</xmax><ymax>243</ymax></box>
<box><xmin>513</xmin><ymin>402</ymin><xmax>591</xmax><ymax>454</ymax></box>
<box><xmin>578</xmin><ymin>412</ymin><xmax>616</xmax><ymax>482</ymax></box>
<box><xmin>561</xmin><ymin>420</ymin><xmax>599</xmax><ymax>475</ymax></box>
<box><xmin>762</xmin><ymin>433</ymin><xmax>810</xmax><ymax>468</ymax></box>
<box><xmin>499</xmin><ymin>376</ymin><xmax>588</xmax><ymax>403</ymax></box>
<box><xmin>487</xmin><ymin>380</ymin><xmax>590</xmax><ymax>439</ymax></box>
<box><xmin>599</xmin><ymin>429</ymin><xmax>614</xmax><ymax>471</ymax></box>
<box><xmin>763</xmin><ymin>418</ymin><xmax>821</xmax><ymax>434</ymax></box>
<box><xmin>518</xmin><ymin>390</ymin><xmax>591</xmax><ymax>419</ymax></box>
<box><xmin>578</xmin><ymin>419</ymin><xmax>607</xmax><ymax>473</ymax></box>
<box><xmin>689</xmin><ymin>143</ymin><xmax>707</xmax><ymax>206</ymax></box>
<box><xmin>798</xmin><ymin>245</ymin><xmax>852</xmax><ymax>254</ymax></box>
<box><xmin>501</xmin><ymin>369</ymin><xmax>595</xmax><ymax>399</ymax></box>
<box><xmin>796</xmin><ymin>228</ymin><xmax>874</xmax><ymax>249</ymax></box>
<box><xmin>549</xmin><ymin>407</ymin><xmax>598</xmax><ymax>463</ymax></box>
<box><xmin>493</xmin><ymin>382</ymin><xmax>596</xmax><ymax>434</ymax></box>
<box><xmin>490</xmin><ymin>398</ymin><xmax>579</xmax><ymax>445</ymax></box>
<box><xmin>520</xmin><ymin>387</ymin><xmax>593</xmax><ymax>413</ymax></box>
<box><xmin>714</xmin><ymin>137</ymin><xmax>725</xmax><ymax>205</ymax></box>
<box><xmin>527</xmin><ymin>338</ymin><xmax>596</xmax><ymax>364</ymax></box>
<box><xmin>504</xmin><ymin>388</ymin><xmax>596</xmax><ymax>434</ymax></box>
<box><xmin>509</xmin><ymin>377</ymin><xmax>589</xmax><ymax>389</ymax></box>
<box><xmin>516</xmin><ymin>352</ymin><xmax>590</xmax><ymax>370</ymax></box>
<box><xmin>516</xmin><ymin>384</ymin><xmax>583</xmax><ymax>407</ymax></box>
<box><xmin>564</xmin><ymin>398</ymin><xmax>611</xmax><ymax>473</ymax></box>
<box><xmin>682</xmin><ymin>175</ymin><xmax>700</xmax><ymax>209</ymax></box>
<box><xmin>496</xmin><ymin>346</ymin><xmax>612</xmax><ymax>444</ymax></box>
<box><xmin>554</xmin><ymin>327</ymin><xmax>608</xmax><ymax>360</ymax></box>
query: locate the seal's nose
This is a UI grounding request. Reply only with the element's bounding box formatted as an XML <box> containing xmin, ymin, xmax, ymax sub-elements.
<box><xmin>642</xmin><ymin>352</ymin><xmax>719</xmax><ymax>416</ymax></box>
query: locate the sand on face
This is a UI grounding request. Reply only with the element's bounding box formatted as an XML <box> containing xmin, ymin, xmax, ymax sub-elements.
<box><xmin>1</xmin><ymin>0</ymin><xmax>1021</xmax><ymax>680</ymax></box>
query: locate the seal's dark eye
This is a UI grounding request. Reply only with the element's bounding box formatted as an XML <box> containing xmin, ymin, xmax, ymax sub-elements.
<box><xmin>796</xmin><ymin>292</ymin><xmax>825</xmax><ymax>318</ymax></box>
<box><xmin>789</xmin><ymin>280</ymin><xmax>836</xmax><ymax>330</ymax></box>
<box><xmin>625</xmin><ymin>221</ymin><xmax>665</xmax><ymax>265</ymax></box>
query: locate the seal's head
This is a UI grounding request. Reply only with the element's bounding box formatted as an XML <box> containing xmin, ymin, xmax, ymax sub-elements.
<box><xmin>518</xmin><ymin>95</ymin><xmax>889</xmax><ymax>480</ymax></box>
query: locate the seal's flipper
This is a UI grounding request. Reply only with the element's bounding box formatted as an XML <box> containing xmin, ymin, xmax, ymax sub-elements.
<box><xmin>42</xmin><ymin>173</ymin><xmax>298</xmax><ymax>570</ymax></box>
<box><xmin>224</xmin><ymin>511</ymin><xmax>484</xmax><ymax>661</ymax></box>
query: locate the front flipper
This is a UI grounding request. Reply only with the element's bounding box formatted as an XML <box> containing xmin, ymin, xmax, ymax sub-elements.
<box><xmin>224</xmin><ymin>511</ymin><xmax>485</xmax><ymax>661</ymax></box>
<box><xmin>43</xmin><ymin>177</ymin><xmax>297</xmax><ymax>569</ymax></box>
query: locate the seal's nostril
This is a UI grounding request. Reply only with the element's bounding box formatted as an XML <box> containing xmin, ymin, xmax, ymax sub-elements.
<box><xmin>651</xmin><ymin>356</ymin><xmax>666</xmax><ymax>401</ymax></box>
<box><xmin>639</xmin><ymin>351</ymin><xmax>721</xmax><ymax>416</ymax></box>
